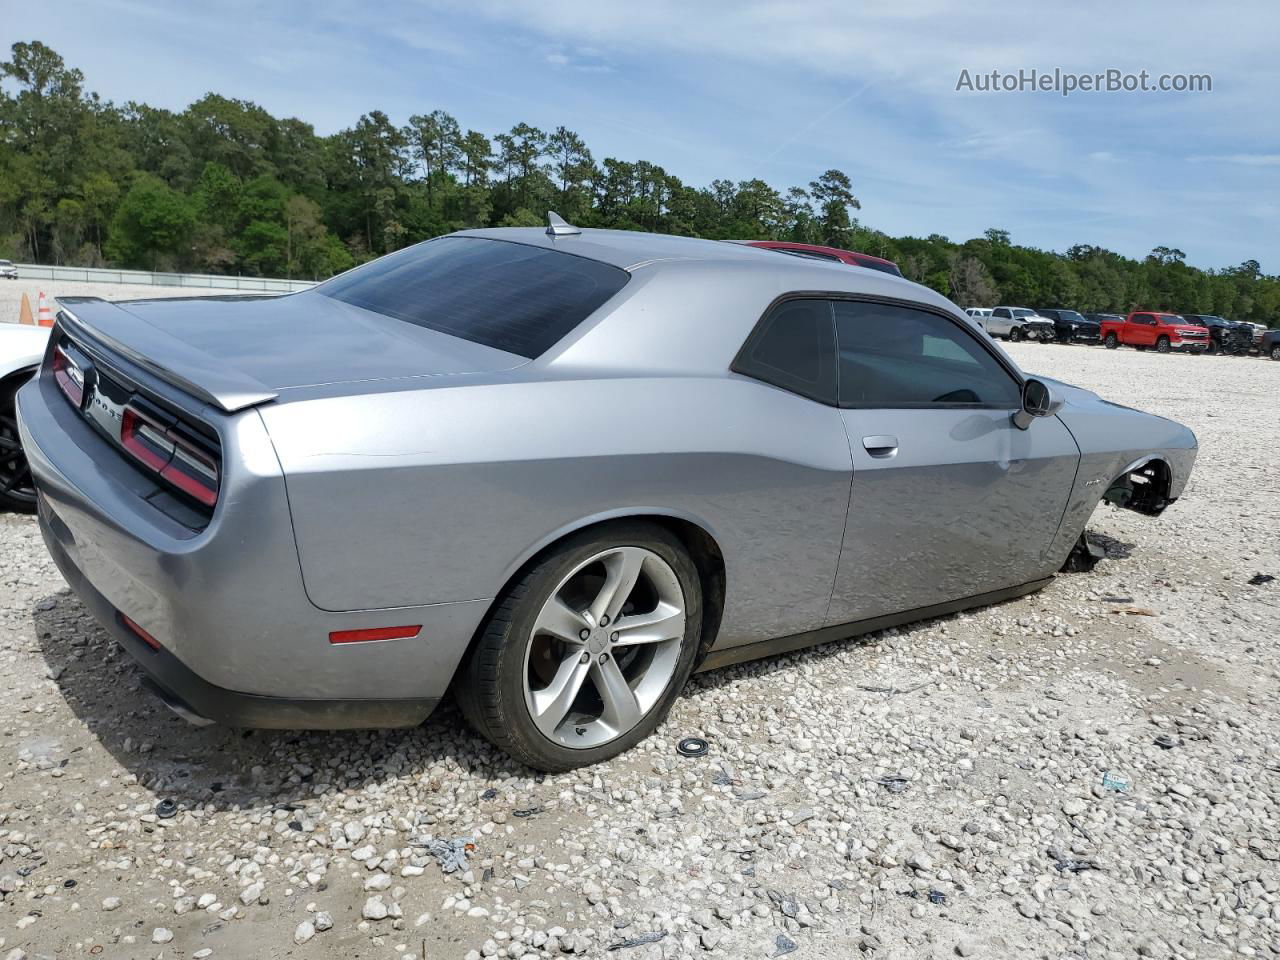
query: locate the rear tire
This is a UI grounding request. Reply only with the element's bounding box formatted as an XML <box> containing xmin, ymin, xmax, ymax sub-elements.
<box><xmin>1271</xmin><ymin>345</ymin><xmax>1280</xmax><ymax>361</ymax></box>
<box><xmin>455</xmin><ymin>521</ymin><xmax>703</xmax><ymax>771</ymax></box>
<box><xmin>1104</xmin><ymin>333</ymin><xmax>1118</xmax><ymax>349</ymax></box>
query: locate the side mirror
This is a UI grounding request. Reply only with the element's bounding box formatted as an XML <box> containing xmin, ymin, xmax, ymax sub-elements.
<box><xmin>1013</xmin><ymin>378</ymin><xmax>1062</xmax><ymax>430</ymax></box>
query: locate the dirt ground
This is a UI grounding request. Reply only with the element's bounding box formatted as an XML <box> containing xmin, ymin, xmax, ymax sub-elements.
<box><xmin>0</xmin><ymin>340</ymin><xmax>1277</xmax><ymax>960</ymax></box>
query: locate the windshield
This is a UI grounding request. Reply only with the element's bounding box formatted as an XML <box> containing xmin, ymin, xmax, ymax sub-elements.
<box><xmin>1058</xmin><ymin>311</ymin><xmax>1087</xmax><ymax>323</ymax></box>
<box><xmin>317</xmin><ymin>236</ymin><xmax>630</xmax><ymax>359</ymax></box>
<box><xmin>1011</xmin><ymin>309</ymin><xmax>1037</xmax><ymax>318</ymax></box>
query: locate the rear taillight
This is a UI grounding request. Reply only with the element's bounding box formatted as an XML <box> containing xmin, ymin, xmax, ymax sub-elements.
<box><xmin>121</xmin><ymin>403</ymin><xmax>220</xmax><ymax>507</ymax></box>
<box><xmin>52</xmin><ymin>346</ymin><xmax>85</xmax><ymax>407</ymax></box>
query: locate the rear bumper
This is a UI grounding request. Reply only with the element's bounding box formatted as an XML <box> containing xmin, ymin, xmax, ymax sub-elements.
<box><xmin>16</xmin><ymin>368</ymin><xmax>490</xmax><ymax>727</ymax></box>
<box><xmin>39</xmin><ymin>505</ymin><xmax>437</xmax><ymax>728</ymax></box>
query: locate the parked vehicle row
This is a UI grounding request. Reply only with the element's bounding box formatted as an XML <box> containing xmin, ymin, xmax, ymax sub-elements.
<box><xmin>965</xmin><ymin>305</ymin><xmax>1274</xmax><ymax>357</ymax></box>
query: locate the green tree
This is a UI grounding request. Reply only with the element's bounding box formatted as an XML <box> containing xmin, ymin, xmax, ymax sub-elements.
<box><xmin>105</xmin><ymin>173</ymin><xmax>195</xmax><ymax>269</ymax></box>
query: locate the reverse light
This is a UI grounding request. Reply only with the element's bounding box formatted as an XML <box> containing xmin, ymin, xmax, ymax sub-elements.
<box><xmin>328</xmin><ymin>625</ymin><xmax>423</xmax><ymax>645</ymax></box>
<box><xmin>52</xmin><ymin>346</ymin><xmax>85</xmax><ymax>407</ymax></box>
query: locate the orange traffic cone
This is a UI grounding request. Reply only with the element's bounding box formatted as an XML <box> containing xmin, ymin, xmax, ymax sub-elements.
<box><xmin>36</xmin><ymin>291</ymin><xmax>54</xmax><ymax>327</ymax></box>
<box><xmin>18</xmin><ymin>291</ymin><xmax>34</xmax><ymax>325</ymax></box>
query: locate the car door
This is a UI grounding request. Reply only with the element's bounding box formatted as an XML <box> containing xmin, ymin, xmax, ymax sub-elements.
<box><xmin>988</xmin><ymin>307</ymin><xmax>1011</xmax><ymax>336</ymax></box>
<box><xmin>827</xmin><ymin>299</ymin><xmax>1080</xmax><ymax>625</ymax></box>
<box><xmin>1130</xmin><ymin>313</ymin><xmax>1155</xmax><ymax>346</ymax></box>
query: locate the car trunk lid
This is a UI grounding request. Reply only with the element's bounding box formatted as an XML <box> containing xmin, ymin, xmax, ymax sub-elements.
<box><xmin>56</xmin><ymin>292</ymin><xmax>527</xmax><ymax>412</ymax></box>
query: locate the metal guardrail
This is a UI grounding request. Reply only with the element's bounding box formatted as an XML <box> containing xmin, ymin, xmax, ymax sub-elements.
<box><xmin>12</xmin><ymin>263</ymin><xmax>316</xmax><ymax>293</ymax></box>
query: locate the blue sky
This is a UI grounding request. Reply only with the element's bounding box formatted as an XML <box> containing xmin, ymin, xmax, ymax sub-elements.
<box><xmin>12</xmin><ymin>0</ymin><xmax>1279</xmax><ymax>271</ymax></box>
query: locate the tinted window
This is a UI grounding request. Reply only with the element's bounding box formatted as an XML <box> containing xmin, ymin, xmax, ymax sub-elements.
<box><xmin>833</xmin><ymin>301</ymin><xmax>1021</xmax><ymax>408</ymax></box>
<box><xmin>317</xmin><ymin>236</ymin><xmax>629</xmax><ymax>359</ymax></box>
<box><xmin>733</xmin><ymin>299</ymin><xmax>836</xmax><ymax>404</ymax></box>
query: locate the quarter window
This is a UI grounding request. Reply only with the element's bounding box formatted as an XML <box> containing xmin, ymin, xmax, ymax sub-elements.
<box><xmin>732</xmin><ymin>299</ymin><xmax>836</xmax><ymax>404</ymax></box>
<box><xmin>833</xmin><ymin>301</ymin><xmax>1021</xmax><ymax>408</ymax></box>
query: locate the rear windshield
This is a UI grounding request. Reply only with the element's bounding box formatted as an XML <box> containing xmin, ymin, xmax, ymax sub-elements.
<box><xmin>317</xmin><ymin>236</ymin><xmax>630</xmax><ymax>359</ymax></box>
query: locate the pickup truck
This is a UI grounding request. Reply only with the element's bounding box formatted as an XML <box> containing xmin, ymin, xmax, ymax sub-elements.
<box><xmin>1100</xmin><ymin>311</ymin><xmax>1210</xmax><ymax>354</ymax></box>
<box><xmin>985</xmin><ymin>306</ymin><xmax>1055</xmax><ymax>343</ymax></box>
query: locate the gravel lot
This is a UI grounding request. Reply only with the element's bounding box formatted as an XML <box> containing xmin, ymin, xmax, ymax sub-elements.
<box><xmin>0</xmin><ymin>342</ymin><xmax>1277</xmax><ymax>960</ymax></box>
<box><xmin>0</xmin><ymin>279</ymin><xmax>244</xmax><ymax>326</ymax></box>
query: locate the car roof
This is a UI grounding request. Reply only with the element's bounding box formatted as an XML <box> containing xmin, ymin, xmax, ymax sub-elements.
<box><xmin>451</xmin><ymin>226</ymin><xmax>940</xmax><ymax>301</ymax></box>
<box><xmin>456</xmin><ymin>227</ymin><xmax>777</xmax><ymax>271</ymax></box>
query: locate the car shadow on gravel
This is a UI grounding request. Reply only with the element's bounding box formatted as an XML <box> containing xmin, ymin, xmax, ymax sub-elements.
<box><xmin>32</xmin><ymin>589</ymin><xmax>535</xmax><ymax>814</ymax></box>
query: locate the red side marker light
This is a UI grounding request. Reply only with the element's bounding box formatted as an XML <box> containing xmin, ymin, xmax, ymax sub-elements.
<box><xmin>328</xmin><ymin>625</ymin><xmax>422</xmax><ymax>645</ymax></box>
<box><xmin>121</xmin><ymin>614</ymin><xmax>162</xmax><ymax>651</ymax></box>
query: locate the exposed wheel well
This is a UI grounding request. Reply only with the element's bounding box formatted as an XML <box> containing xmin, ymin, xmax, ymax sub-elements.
<box><xmin>447</xmin><ymin>514</ymin><xmax>728</xmax><ymax>696</ymax></box>
<box><xmin>1104</xmin><ymin>457</ymin><xmax>1173</xmax><ymax>516</ymax></box>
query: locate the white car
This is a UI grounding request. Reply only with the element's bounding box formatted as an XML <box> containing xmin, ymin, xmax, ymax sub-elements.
<box><xmin>965</xmin><ymin>307</ymin><xmax>992</xmax><ymax>318</ymax></box>
<box><xmin>1</xmin><ymin>323</ymin><xmax>50</xmax><ymax>510</ymax></box>
<box><xmin>0</xmin><ymin>260</ymin><xmax>18</xmax><ymax>280</ymax></box>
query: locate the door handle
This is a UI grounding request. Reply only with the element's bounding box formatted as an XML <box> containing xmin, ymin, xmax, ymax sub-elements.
<box><xmin>862</xmin><ymin>435</ymin><xmax>899</xmax><ymax>458</ymax></box>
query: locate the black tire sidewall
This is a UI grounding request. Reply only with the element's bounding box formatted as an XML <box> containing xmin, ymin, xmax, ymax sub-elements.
<box><xmin>467</xmin><ymin>521</ymin><xmax>703</xmax><ymax>771</ymax></box>
<box><xmin>0</xmin><ymin>408</ymin><xmax>36</xmax><ymax>513</ymax></box>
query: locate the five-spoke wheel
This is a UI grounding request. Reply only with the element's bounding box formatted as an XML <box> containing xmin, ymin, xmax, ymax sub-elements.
<box><xmin>455</xmin><ymin>522</ymin><xmax>702</xmax><ymax>771</ymax></box>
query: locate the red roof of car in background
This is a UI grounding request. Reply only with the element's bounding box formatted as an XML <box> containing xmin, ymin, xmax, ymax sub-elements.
<box><xmin>743</xmin><ymin>240</ymin><xmax>904</xmax><ymax>277</ymax></box>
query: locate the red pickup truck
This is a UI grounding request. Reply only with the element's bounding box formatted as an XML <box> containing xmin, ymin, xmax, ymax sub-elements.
<box><xmin>1100</xmin><ymin>311</ymin><xmax>1210</xmax><ymax>354</ymax></box>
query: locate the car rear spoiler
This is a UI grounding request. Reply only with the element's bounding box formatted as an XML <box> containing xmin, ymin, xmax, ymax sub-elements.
<box><xmin>54</xmin><ymin>297</ymin><xmax>278</xmax><ymax>413</ymax></box>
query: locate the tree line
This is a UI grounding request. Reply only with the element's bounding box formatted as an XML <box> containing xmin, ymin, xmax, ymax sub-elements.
<box><xmin>0</xmin><ymin>41</ymin><xmax>1275</xmax><ymax>325</ymax></box>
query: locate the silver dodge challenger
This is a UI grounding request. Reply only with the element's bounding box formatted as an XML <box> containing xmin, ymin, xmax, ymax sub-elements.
<box><xmin>16</xmin><ymin>216</ymin><xmax>1197</xmax><ymax>770</ymax></box>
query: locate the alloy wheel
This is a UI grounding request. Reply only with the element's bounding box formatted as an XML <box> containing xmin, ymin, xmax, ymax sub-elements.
<box><xmin>522</xmin><ymin>545</ymin><xmax>686</xmax><ymax>749</ymax></box>
<box><xmin>0</xmin><ymin>413</ymin><xmax>36</xmax><ymax>508</ymax></box>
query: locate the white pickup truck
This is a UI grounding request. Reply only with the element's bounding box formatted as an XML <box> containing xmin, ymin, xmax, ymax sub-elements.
<box><xmin>984</xmin><ymin>306</ymin><xmax>1056</xmax><ymax>343</ymax></box>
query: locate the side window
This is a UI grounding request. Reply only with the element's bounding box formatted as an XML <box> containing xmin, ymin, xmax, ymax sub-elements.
<box><xmin>732</xmin><ymin>299</ymin><xmax>837</xmax><ymax>404</ymax></box>
<box><xmin>833</xmin><ymin>301</ymin><xmax>1022</xmax><ymax>408</ymax></box>
<box><xmin>1133</xmin><ymin>313</ymin><xmax>1154</xmax><ymax>325</ymax></box>
<box><xmin>993</xmin><ymin>308</ymin><xmax>1010</xmax><ymax>319</ymax></box>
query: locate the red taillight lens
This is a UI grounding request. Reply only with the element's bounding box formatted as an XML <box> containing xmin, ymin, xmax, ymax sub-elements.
<box><xmin>329</xmin><ymin>625</ymin><xmax>422</xmax><ymax>645</ymax></box>
<box><xmin>52</xmin><ymin>346</ymin><xmax>85</xmax><ymax>407</ymax></box>
<box><xmin>121</xmin><ymin>404</ymin><xmax>220</xmax><ymax>507</ymax></box>
<box><xmin>121</xmin><ymin>407</ymin><xmax>174</xmax><ymax>471</ymax></box>
<box><xmin>160</xmin><ymin>438</ymin><xmax>220</xmax><ymax>507</ymax></box>
<box><xmin>121</xmin><ymin>614</ymin><xmax>162</xmax><ymax>651</ymax></box>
